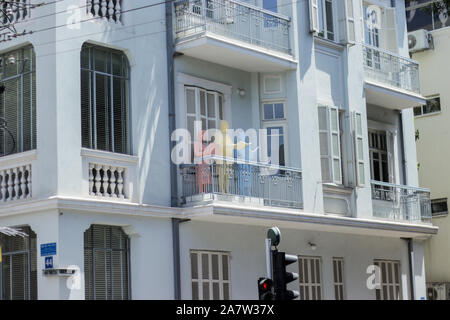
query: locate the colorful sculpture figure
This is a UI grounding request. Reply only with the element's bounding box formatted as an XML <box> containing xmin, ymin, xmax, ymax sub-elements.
<box><xmin>193</xmin><ymin>130</ymin><xmax>217</xmax><ymax>194</ymax></box>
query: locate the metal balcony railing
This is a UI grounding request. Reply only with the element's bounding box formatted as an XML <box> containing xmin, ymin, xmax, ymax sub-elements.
<box><xmin>363</xmin><ymin>45</ymin><xmax>420</xmax><ymax>94</ymax></box>
<box><xmin>180</xmin><ymin>156</ymin><xmax>302</xmax><ymax>209</ymax></box>
<box><xmin>371</xmin><ymin>180</ymin><xmax>431</xmax><ymax>223</ymax></box>
<box><xmin>174</xmin><ymin>0</ymin><xmax>291</xmax><ymax>55</ymax></box>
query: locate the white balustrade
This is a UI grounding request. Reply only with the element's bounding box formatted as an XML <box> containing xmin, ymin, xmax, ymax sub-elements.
<box><xmin>87</xmin><ymin>0</ymin><xmax>122</xmax><ymax>23</ymax></box>
<box><xmin>0</xmin><ymin>164</ymin><xmax>32</xmax><ymax>202</ymax></box>
<box><xmin>89</xmin><ymin>163</ymin><xmax>127</xmax><ymax>199</ymax></box>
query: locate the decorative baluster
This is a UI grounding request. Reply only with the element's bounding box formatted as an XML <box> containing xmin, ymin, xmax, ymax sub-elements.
<box><xmin>117</xmin><ymin>167</ymin><xmax>124</xmax><ymax>199</ymax></box>
<box><xmin>89</xmin><ymin>164</ymin><xmax>94</xmax><ymax>195</ymax></box>
<box><xmin>94</xmin><ymin>0</ymin><xmax>100</xmax><ymax>17</ymax></box>
<box><xmin>6</xmin><ymin>169</ymin><xmax>13</xmax><ymax>201</ymax></box>
<box><xmin>26</xmin><ymin>165</ymin><xmax>32</xmax><ymax>198</ymax></box>
<box><xmin>87</xmin><ymin>0</ymin><xmax>93</xmax><ymax>16</ymax></box>
<box><xmin>94</xmin><ymin>164</ymin><xmax>101</xmax><ymax>196</ymax></box>
<box><xmin>115</xmin><ymin>0</ymin><xmax>121</xmax><ymax>23</ymax></box>
<box><xmin>0</xmin><ymin>171</ymin><xmax>5</xmax><ymax>201</ymax></box>
<box><xmin>106</xmin><ymin>166</ymin><xmax>112</xmax><ymax>196</ymax></box>
<box><xmin>20</xmin><ymin>166</ymin><xmax>26</xmax><ymax>199</ymax></box>
<box><xmin>108</xmin><ymin>0</ymin><xmax>114</xmax><ymax>22</ymax></box>
<box><xmin>110</xmin><ymin>166</ymin><xmax>117</xmax><ymax>197</ymax></box>
<box><xmin>101</xmin><ymin>0</ymin><xmax>107</xmax><ymax>19</ymax></box>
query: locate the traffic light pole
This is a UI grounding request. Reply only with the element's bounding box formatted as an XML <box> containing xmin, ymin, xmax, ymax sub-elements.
<box><xmin>265</xmin><ymin>238</ymin><xmax>272</xmax><ymax>279</ymax></box>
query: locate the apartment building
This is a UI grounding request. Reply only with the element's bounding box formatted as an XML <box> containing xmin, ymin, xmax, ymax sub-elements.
<box><xmin>0</xmin><ymin>0</ymin><xmax>436</xmax><ymax>300</ymax></box>
<box><xmin>406</xmin><ymin>0</ymin><xmax>450</xmax><ymax>300</ymax></box>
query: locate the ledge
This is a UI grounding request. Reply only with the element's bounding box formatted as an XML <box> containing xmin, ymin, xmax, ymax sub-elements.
<box><xmin>0</xmin><ymin>149</ymin><xmax>37</xmax><ymax>169</ymax></box>
<box><xmin>81</xmin><ymin>148</ymin><xmax>139</xmax><ymax>165</ymax></box>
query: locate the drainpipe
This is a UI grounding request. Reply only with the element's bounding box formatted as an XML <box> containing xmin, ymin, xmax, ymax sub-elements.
<box><xmin>399</xmin><ymin>111</ymin><xmax>407</xmax><ymax>185</ymax></box>
<box><xmin>405</xmin><ymin>238</ymin><xmax>415</xmax><ymax>300</ymax></box>
<box><xmin>172</xmin><ymin>218</ymin><xmax>190</xmax><ymax>300</ymax></box>
<box><xmin>166</xmin><ymin>0</ymin><xmax>178</xmax><ymax>207</ymax></box>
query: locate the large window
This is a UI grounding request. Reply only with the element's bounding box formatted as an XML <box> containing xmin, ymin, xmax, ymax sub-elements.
<box><xmin>0</xmin><ymin>46</ymin><xmax>36</xmax><ymax>157</ymax></box>
<box><xmin>298</xmin><ymin>256</ymin><xmax>322</xmax><ymax>300</ymax></box>
<box><xmin>0</xmin><ymin>226</ymin><xmax>37</xmax><ymax>300</ymax></box>
<box><xmin>406</xmin><ymin>0</ymin><xmax>449</xmax><ymax>32</ymax></box>
<box><xmin>81</xmin><ymin>44</ymin><xmax>130</xmax><ymax>154</ymax></box>
<box><xmin>369</xmin><ymin>130</ymin><xmax>392</xmax><ymax>183</ymax></box>
<box><xmin>262</xmin><ymin>102</ymin><xmax>287</xmax><ymax>167</ymax></box>
<box><xmin>84</xmin><ymin>225</ymin><xmax>130</xmax><ymax>300</ymax></box>
<box><xmin>318</xmin><ymin>0</ymin><xmax>335</xmax><ymax>41</ymax></box>
<box><xmin>190</xmin><ymin>250</ymin><xmax>231</xmax><ymax>300</ymax></box>
<box><xmin>374</xmin><ymin>260</ymin><xmax>402</xmax><ymax>300</ymax></box>
<box><xmin>431</xmin><ymin>198</ymin><xmax>448</xmax><ymax>217</ymax></box>
<box><xmin>333</xmin><ymin>257</ymin><xmax>345</xmax><ymax>300</ymax></box>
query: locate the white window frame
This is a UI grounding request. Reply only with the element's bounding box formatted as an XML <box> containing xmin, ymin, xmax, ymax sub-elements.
<box><xmin>318</xmin><ymin>0</ymin><xmax>337</xmax><ymax>41</ymax></box>
<box><xmin>367</xmin><ymin>120</ymin><xmax>399</xmax><ymax>185</ymax></box>
<box><xmin>298</xmin><ymin>256</ymin><xmax>323</xmax><ymax>300</ymax></box>
<box><xmin>414</xmin><ymin>94</ymin><xmax>441</xmax><ymax>117</ymax></box>
<box><xmin>261</xmin><ymin>100</ymin><xmax>288</xmax><ymax>167</ymax></box>
<box><xmin>332</xmin><ymin>257</ymin><xmax>345</xmax><ymax>300</ymax></box>
<box><xmin>263</xmin><ymin>75</ymin><xmax>283</xmax><ymax>95</ymax></box>
<box><xmin>190</xmin><ymin>250</ymin><xmax>231</xmax><ymax>300</ymax></box>
<box><xmin>374</xmin><ymin>259</ymin><xmax>402</xmax><ymax>300</ymax></box>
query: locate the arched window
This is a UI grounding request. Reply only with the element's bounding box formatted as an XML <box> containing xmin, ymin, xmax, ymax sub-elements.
<box><xmin>0</xmin><ymin>46</ymin><xmax>36</xmax><ymax>157</ymax></box>
<box><xmin>80</xmin><ymin>44</ymin><xmax>130</xmax><ymax>154</ymax></box>
<box><xmin>84</xmin><ymin>225</ymin><xmax>130</xmax><ymax>300</ymax></box>
<box><xmin>0</xmin><ymin>226</ymin><xmax>37</xmax><ymax>300</ymax></box>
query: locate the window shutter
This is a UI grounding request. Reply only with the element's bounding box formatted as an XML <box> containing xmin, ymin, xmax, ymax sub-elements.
<box><xmin>318</xmin><ymin>106</ymin><xmax>331</xmax><ymax>182</ymax></box>
<box><xmin>353</xmin><ymin>112</ymin><xmax>365</xmax><ymax>187</ymax></box>
<box><xmin>338</xmin><ymin>0</ymin><xmax>356</xmax><ymax>44</ymax></box>
<box><xmin>382</xmin><ymin>7</ymin><xmax>398</xmax><ymax>53</ymax></box>
<box><xmin>329</xmin><ymin>107</ymin><xmax>342</xmax><ymax>184</ymax></box>
<box><xmin>309</xmin><ymin>0</ymin><xmax>320</xmax><ymax>33</ymax></box>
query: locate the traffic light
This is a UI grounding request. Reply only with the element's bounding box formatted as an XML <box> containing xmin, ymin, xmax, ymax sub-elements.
<box><xmin>258</xmin><ymin>278</ymin><xmax>274</xmax><ymax>301</ymax></box>
<box><xmin>272</xmin><ymin>250</ymin><xmax>299</xmax><ymax>300</ymax></box>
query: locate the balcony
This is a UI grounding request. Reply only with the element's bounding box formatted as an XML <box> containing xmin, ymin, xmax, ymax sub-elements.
<box><xmin>371</xmin><ymin>181</ymin><xmax>432</xmax><ymax>223</ymax></box>
<box><xmin>180</xmin><ymin>157</ymin><xmax>303</xmax><ymax>209</ymax></box>
<box><xmin>362</xmin><ymin>45</ymin><xmax>426</xmax><ymax>109</ymax></box>
<box><xmin>173</xmin><ymin>0</ymin><xmax>296</xmax><ymax>72</ymax></box>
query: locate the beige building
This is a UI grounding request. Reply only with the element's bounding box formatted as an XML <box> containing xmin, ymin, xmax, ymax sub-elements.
<box><xmin>407</xmin><ymin>0</ymin><xmax>450</xmax><ymax>299</ymax></box>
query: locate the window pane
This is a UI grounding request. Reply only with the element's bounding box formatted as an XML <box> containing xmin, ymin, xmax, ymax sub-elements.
<box><xmin>95</xmin><ymin>74</ymin><xmax>111</xmax><ymax>151</ymax></box>
<box><xmin>192</xmin><ymin>282</ymin><xmax>199</xmax><ymax>300</ymax></box>
<box><xmin>223</xmin><ymin>283</ymin><xmax>230</xmax><ymax>300</ymax></box>
<box><xmin>213</xmin><ymin>283</ymin><xmax>220</xmax><ymax>299</ymax></box>
<box><xmin>207</xmin><ymin>93</ymin><xmax>215</xmax><ymax>117</ymax></box>
<box><xmin>222</xmin><ymin>255</ymin><xmax>229</xmax><ymax>281</ymax></box>
<box><xmin>325</xmin><ymin>0</ymin><xmax>334</xmax><ymax>40</ymax></box>
<box><xmin>202</xmin><ymin>254</ymin><xmax>209</xmax><ymax>279</ymax></box>
<box><xmin>212</xmin><ymin>254</ymin><xmax>219</xmax><ymax>280</ymax></box>
<box><xmin>200</xmin><ymin>91</ymin><xmax>206</xmax><ymax>116</ymax></box>
<box><xmin>264</xmin><ymin>104</ymin><xmax>274</xmax><ymax>120</ymax></box>
<box><xmin>191</xmin><ymin>253</ymin><xmax>198</xmax><ymax>280</ymax></box>
<box><xmin>186</xmin><ymin>89</ymin><xmax>196</xmax><ymax>114</ymax></box>
<box><xmin>202</xmin><ymin>283</ymin><xmax>210</xmax><ymax>300</ymax></box>
<box><xmin>274</xmin><ymin>103</ymin><xmax>284</xmax><ymax>119</ymax></box>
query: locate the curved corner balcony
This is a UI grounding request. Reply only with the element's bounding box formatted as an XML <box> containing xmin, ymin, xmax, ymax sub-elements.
<box><xmin>173</xmin><ymin>0</ymin><xmax>296</xmax><ymax>72</ymax></box>
<box><xmin>363</xmin><ymin>45</ymin><xmax>426</xmax><ymax>110</ymax></box>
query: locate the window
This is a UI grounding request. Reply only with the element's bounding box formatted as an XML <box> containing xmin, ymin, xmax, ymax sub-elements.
<box><xmin>333</xmin><ymin>257</ymin><xmax>345</xmax><ymax>300</ymax></box>
<box><xmin>318</xmin><ymin>0</ymin><xmax>335</xmax><ymax>40</ymax></box>
<box><xmin>369</xmin><ymin>130</ymin><xmax>392</xmax><ymax>183</ymax></box>
<box><xmin>190</xmin><ymin>250</ymin><xmax>231</xmax><ymax>300</ymax></box>
<box><xmin>406</xmin><ymin>0</ymin><xmax>449</xmax><ymax>32</ymax></box>
<box><xmin>431</xmin><ymin>198</ymin><xmax>448</xmax><ymax>217</ymax></box>
<box><xmin>414</xmin><ymin>95</ymin><xmax>441</xmax><ymax>116</ymax></box>
<box><xmin>84</xmin><ymin>225</ymin><xmax>130</xmax><ymax>300</ymax></box>
<box><xmin>0</xmin><ymin>226</ymin><xmax>37</xmax><ymax>300</ymax></box>
<box><xmin>374</xmin><ymin>260</ymin><xmax>402</xmax><ymax>300</ymax></box>
<box><xmin>80</xmin><ymin>44</ymin><xmax>130</xmax><ymax>154</ymax></box>
<box><xmin>262</xmin><ymin>102</ymin><xmax>287</xmax><ymax>167</ymax></box>
<box><xmin>0</xmin><ymin>46</ymin><xmax>36</xmax><ymax>157</ymax></box>
<box><xmin>363</xmin><ymin>3</ymin><xmax>398</xmax><ymax>53</ymax></box>
<box><xmin>309</xmin><ymin>0</ymin><xmax>355</xmax><ymax>44</ymax></box>
<box><xmin>318</xmin><ymin>105</ymin><xmax>342</xmax><ymax>184</ymax></box>
<box><xmin>298</xmin><ymin>256</ymin><xmax>322</xmax><ymax>300</ymax></box>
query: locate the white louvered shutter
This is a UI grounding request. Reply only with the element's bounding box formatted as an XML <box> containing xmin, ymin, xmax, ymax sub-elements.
<box><xmin>353</xmin><ymin>112</ymin><xmax>365</xmax><ymax>187</ymax></box>
<box><xmin>309</xmin><ymin>0</ymin><xmax>320</xmax><ymax>33</ymax></box>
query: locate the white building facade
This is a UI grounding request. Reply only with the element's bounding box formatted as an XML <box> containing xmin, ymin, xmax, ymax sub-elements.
<box><xmin>0</xmin><ymin>0</ymin><xmax>436</xmax><ymax>300</ymax></box>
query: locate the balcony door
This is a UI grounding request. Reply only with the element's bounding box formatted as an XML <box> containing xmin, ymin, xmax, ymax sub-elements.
<box><xmin>261</xmin><ymin>102</ymin><xmax>287</xmax><ymax>168</ymax></box>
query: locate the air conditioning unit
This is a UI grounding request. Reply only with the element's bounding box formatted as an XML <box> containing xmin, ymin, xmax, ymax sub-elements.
<box><xmin>408</xmin><ymin>29</ymin><xmax>432</xmax><ymax>53</ymax></box>
<box><xmin>427</xmin><ymin>283</ymin><xmax>450</xmax><ymax>300</ymax></box>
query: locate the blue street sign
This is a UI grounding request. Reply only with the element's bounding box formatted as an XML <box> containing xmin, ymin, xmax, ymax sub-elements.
<box><xmin>41</xmin><ymin>243</ymin><xmax>57</xmax><ymax>256</ymax></box>
<box><xmin>45</xmin><ymin>256</ymin><xmax>53</xmax><ymax>269</ymax></box>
